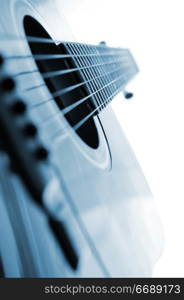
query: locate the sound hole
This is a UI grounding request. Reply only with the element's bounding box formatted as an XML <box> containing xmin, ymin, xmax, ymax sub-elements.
<box><xmin>23</xmin><ymin>16</ymin><xmax>99</xmax><ymax>149</ymax></box>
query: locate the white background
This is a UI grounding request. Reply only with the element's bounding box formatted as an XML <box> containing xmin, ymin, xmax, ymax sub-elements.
<box><xmin>57</xmin><ymin>0</ymin><xmax>184</xmax><ymax>277</ymax></box>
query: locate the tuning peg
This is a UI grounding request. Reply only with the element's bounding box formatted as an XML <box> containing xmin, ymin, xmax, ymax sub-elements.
<box><xmin>99</xmin><ymin>41</ymin><xmax>107</xmax><ymax>46</ymax></box>
<box><xmin>23</xmin><ymin>123</ymin><xmax>38</xmax><ymax>137</ymax></box>
<box><xmin>124</xmin><ymin>91</ymin><xmax>134</xmax><ymax>99</ymax></box>
<box><xmin>34</xmin><ymin>146</ymin><xmax>49</xmax><ymax>161</ymax></box>
<box><xmin>11</xmin><ymin>99</ymin><xmax>27</xmax><ymax>115</ymax></box>
<box><xmin>1</xmin><ymin>76</ymin><xmax>15</xmax><ymax>92</ymax></box>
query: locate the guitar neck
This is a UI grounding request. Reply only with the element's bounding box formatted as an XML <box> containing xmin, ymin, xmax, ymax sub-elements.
<box><xmin>63</xmin><ymin>42</ymin><xmax>139</xmax><ymax>113</ymax></box>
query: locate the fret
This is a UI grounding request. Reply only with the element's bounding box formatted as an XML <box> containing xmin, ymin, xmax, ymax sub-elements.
<box><xmin>69</xmin><ymin>43</ymin><xmax>102</xmax><ymax>110</ymax></box>
<box><xmin>97</xmin><ymin>45</ymin><xmax>118</xmax><ymax>108</ymax></box>
<box><xmin>94</xmin><ymin>45</ymin><xmax>112</xmax><ymax>110</ymax></box>
<box><xmin>100</xmin><ymin>46</ymin><xmax>117</xmax><ymax>104</ymax></box>
<box><xmin>81</xmin><ymin>44</ymin><xmax>103</xmax><ymax>109</ymax></box>
<box><xmin>88</xmin><ymin>45</ymin><xmax>109</xmax><ymax>110</ymax></box>
<box><xmin>63</xmin><ymin>42</ymin><xmax>138</xmax><ymax>115</ymax></box>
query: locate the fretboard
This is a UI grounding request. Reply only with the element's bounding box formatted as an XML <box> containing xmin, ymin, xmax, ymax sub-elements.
<box><xmin>63</xmin><ymin>42</ymin><xmax>138</xmax><ymax>114</ymax></box>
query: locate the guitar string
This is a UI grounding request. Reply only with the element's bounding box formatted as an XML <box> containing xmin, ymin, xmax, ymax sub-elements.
<box><xmin>47</xmin><ymin>40</ymin><xmax>133</xmax><ymax>142</ymax></box>
<box><xmin>22</xmin><ymin>59</ymin><xmax>132</xmax><ymax>92</ymax></box>
<box><xmin>12</xmin><ymin>56</ymin><xmax>130</xmax><ymax>79</ymax></box>
<box><xmin>6</xmin><ymin>49</ymin><xmax>134</xmax><ymax>136</ymax></box>
<box><xmin>50</xmin><ymin>82</ymin><xmax>124</xmax><ymax>145</ymax></box>
<box><xmin>14</xmin><ymin>55</ymin><xmax>133</xmax><ymax>110</ymax></box>
<box><xmin>0</xmin><ymin>34</ymin><xmax>125</xmax><ymax>51</ymax></box>
<box><xmin>1</xmin><ymin>34</ymin><xmax>134</xmax><ymax>142</ymax></box>
<box><xmin>74</xmin><ymin>83</ymin><xmax>123</xmax><ymax>131</ymax></box>
<box><xmin>45</xmin><ymin>72</ymin><xmax>127</xmax><ymax>144</ymax></box>
<box><xmin>21</xmin><ymin>56</ymin><xmax>132</xmax><ymax>92</ymax></box>
<box><xmin>5</xmin><ymin>51</ymin><xmax>129</xmax><ymax>61</ymax></box>
<box><xmin>28</xmin><ymin>62</ymin><xmax>133</xmax><ymax>107</ymax></box>
<box><xmin>0</xmin><ymin>37</ymin><xmax>133</xmax><ymax>274</ymax></box>
<box><xmin>1</xmin><ymin>35</ymin><xmax>127</xmax><ymax>60</ymax></box>
<box><xmin>30</xmin><ymin>64</ymin><xmax>132</xmax><ymax>126</ymax></box>
<box><xmin>30</xmin><ymin>63</ymin><xmax>130</xmax><ymax>114</ymax></box>
<box><xmin>1</xmin><ymin>34</ymin><xmax>133</xmax><ymax>97</ymax></box>
<box><xmin>14</xmin><ymin>48</ymin><xmax>133</xmax><ymax>141</ymax></box>
<box><xmin>43</xmin><ymin>58</ymin><xmax>129</xmax><ymax>80</ymax></box>
<box><xmin>69</xmin><ymin>43</ymin><xmax>111</xmax><ymax>112</ymax></box>
<box><xmin>12</xmin><ymin>45</ymin><xmax>133</xmax><ymax>108</ymax></box>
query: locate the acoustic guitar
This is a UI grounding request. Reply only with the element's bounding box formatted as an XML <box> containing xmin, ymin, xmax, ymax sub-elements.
<box><xmin>0</xmin><ymin>0</ymin><xmax>163</xmax><ymax>277</ymax></box>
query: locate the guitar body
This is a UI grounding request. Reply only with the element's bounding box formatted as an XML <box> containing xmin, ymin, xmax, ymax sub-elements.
<box><xmin>0</xmin><ymin>0</ymin><xmax>163</xmax><ymax>277</ymax></box>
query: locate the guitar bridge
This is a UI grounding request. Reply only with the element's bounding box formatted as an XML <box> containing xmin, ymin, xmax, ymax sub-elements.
<box><xmin>0</xmin><ymin>55</ymin><xmax>49</xmax><ymax>204</ymax></box>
